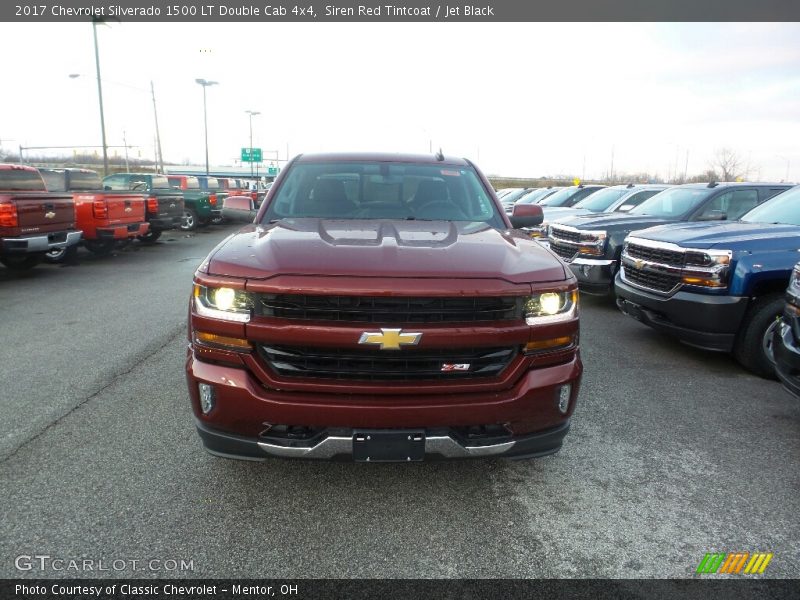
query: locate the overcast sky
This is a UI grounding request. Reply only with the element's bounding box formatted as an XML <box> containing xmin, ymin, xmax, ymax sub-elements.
<box><xmin>2</xmin><ymin>22</ymin><xmax>799</xmax><ymax>181</ymax></box>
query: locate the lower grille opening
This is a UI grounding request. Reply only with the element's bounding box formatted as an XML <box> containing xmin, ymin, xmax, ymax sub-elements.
<box><xmin>258</xmin><ymin>345</ymin><xmax>518</xmax><ymax>381</ymax></box>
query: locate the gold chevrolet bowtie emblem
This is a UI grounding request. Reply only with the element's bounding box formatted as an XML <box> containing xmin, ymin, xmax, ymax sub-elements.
<box><xmin>44</xmin><ymin>211</ymin><xmax>56</xmax><ymax>219</ymax></box>
<box><xmin>358</xmin><ymin>328</ymin><xmax>422</xmax><ymax>350</ymax></box>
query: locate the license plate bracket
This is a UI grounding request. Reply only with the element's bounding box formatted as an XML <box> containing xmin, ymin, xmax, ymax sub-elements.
<box><xmin>622</xmin><ymin>299</ymin><xmax>644</xmax><ymax>322</ymax></box>
<box><xmin>353</xmin><ymin>430</ymin><xmax>425</xmax><ymax>462</ymax></box>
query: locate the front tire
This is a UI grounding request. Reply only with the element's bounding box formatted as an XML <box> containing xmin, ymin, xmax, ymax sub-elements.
<box><xmin>180</xmin><ymin>208</ymin><xmax>198</xmax><ymax>231</ymax></box>
<box><xmin>733</xmin><ymin>293</ymin><xmax>783</xmax><ymax>378</ymax></box>
<box><xmin>1</xmin><ymin>254</ymin><xmax>42</xmax><ymax>271</ymax></box>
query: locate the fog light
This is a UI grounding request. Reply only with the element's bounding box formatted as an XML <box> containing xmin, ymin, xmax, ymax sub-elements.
<box><xmin>557</xmin><ymin>384</ymin><xmax>571</xmax><ymax>414</ymax></box>
<box><xmin>198</xmin><ymin>383</ymin><xmax>216</xmax><ymax>414</ymax></box>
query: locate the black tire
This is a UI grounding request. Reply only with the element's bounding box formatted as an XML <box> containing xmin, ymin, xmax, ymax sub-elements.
<box><xmin>733</xmin><ymin>293</ymin><xmax>783</xmax><ymax>378</ymax></box>
<box><xmin>85</xmin><ymin>239</ymin><xmax>116</xmax><ymax>256</ymax></box>
<box><xmin>1</xmin><ymin>254</ymin><xmax>42</xmax><ymax>271</ymax></box>
<box><xmin>44</xmin><ymin>244</ymin><xmax>79</xmax><ymax>264</ymax></box>
<box><xmin>137</xmin><ymin>229</ymin><xmax>162</xmax><ymax>244</ymax></box>
<box><xmin>180</xmin><ymin>208</ymin><xmax>199</xmax><ymax>231</ymax></box>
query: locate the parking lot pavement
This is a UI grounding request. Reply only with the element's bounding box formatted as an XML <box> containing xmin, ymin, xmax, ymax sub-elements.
<box><xmin>1</xmin><ymin>230</ymin><xmax>798</xmax><ymax>578</ymax></box>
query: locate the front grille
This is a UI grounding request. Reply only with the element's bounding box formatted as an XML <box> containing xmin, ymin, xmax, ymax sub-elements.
<box><xmin>259</xmin><ymin>345</ymin><xmax>517</xmax><ymax>381</ymax></box>
<box><xmin>623</xmin><ymin>266</ymin><xmax>681</xmax><ymax>293</ymax></box>
<box><xmin>626</xmin><ymin>242</ymin><xmax>684</xmax><ymax>267</ymax></box>
<box><xmin>257</xmin><ymin>295</ymin><xmax>522</xmax><ymax>323</ymax></box>
<box><xmin>550</xmin><ymin>227</ymin><xmax>580</xmax><ymax>243</ymax></box>
<box><xmin>549</xmin><ymin>240</ymin><xmax>576</xmax><ymax>261</ymax></box>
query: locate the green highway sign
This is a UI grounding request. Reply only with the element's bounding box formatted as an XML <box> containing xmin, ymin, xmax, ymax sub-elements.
<box><xmin>267</xmin><ymin>166</ymin><xmax>278</xmax><ymax>176</ymax></box>
<box><xmin>241</xmin><ymin>147</ymin><xmax>262</xmax><ymax>162</ymax></box>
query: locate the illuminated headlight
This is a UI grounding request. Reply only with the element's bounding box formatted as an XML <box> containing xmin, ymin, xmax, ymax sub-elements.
<box><xmin>194</xmin><ymin>284</ymin><xmax>253</xmax><ymax>322</ymax></box>
<box><xmin>524</xmin><ymin>290</ymin><xmax>578</xmax><ymax>325</ymax></box>
<box><xmin>681</xmin><ymin>249</ymin><xmax>732</xmax><ymax>288</ymax></box>
<box><xmin>577</xmin><ymin>230</ymin><xmax>607</xmax><ymax>256</ymax></box>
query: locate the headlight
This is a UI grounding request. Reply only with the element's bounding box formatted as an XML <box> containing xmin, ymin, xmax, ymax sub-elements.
<box><xmin>194</xmin><ymin>284</ymin><xmax>254</xmax><ymax>322</ymax></box>
<box><xmin>681</xmin><ymin>249</ymin><xmax>731</xmax><ymax>288</ymax></box>
<box><xmin>524</xmin><ymin>290</ymin><xmax>578</xmax><ymax>325</ymax></box>
<box><xmin>577</xmin><ymin>230</ymin><xmax>607</xmax><ymax>256</ymax></box>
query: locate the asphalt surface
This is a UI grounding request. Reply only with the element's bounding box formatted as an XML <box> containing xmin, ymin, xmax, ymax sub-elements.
<box><xmin>1</xmin><ymin>224</ymin><xmax>798</xmax><ymax>579</ymax></box>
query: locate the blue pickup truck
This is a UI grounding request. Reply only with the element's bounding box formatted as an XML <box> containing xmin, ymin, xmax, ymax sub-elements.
<box><xmin>614</xmin><ymin>184</ymin><xmax>800</xmax><ymax>377</ymax></box>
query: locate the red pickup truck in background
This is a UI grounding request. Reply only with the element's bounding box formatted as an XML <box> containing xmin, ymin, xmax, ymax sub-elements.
<box><xmin>0</xmin><ymin>164</ymin><xmax>81</xmax><ymax>271</ymax></box>
<box><xmin>40</xmin><ymin>168</ymin><xmax>149</xmax><ymax>260</ymax></box>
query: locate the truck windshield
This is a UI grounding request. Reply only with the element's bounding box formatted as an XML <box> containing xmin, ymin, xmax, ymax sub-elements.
<box><xmin>573</xmin><ymin>188</ymin><xmax>628</xmax><ymax>211</ymax></box>
<box><xmin>629</xmin><ymin>187</ymin><xmax>709</xmax><ymax>218</ymax></box>
<box><xmin>0</xmin><ymin>168</ymin><xmax>46</xmax><ymax>191</ymax></box>
<box><xmin>740</xmin><ymin>186</ymin><xmax>800</xmax><ymax>226</ymax></box>
<box><xmin>539</xmin><ymin>187</ymin><xmax>579</xmax><ymax>207</ymax></box>
<box><xmin>263</xmin><ymin>161</ymin><xmax>503</xmax><ymax>227</ymax></box>
<box><xmin>151</xmin><ymin>175</ymin><xmax>171</xmax><ymax>189</ymax></box>
<box><xmin>516</xmin><ymin>187</ymin><xmax>555</xmax><ymax>205</ymax></box>
<box><xmin>69</xmin><ymin>171</ymin><xmax>102</xmax><ymax>191</ymax></box>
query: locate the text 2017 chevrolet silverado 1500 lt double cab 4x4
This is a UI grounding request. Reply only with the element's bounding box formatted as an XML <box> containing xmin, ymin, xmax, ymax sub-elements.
<box><xmin>614</xmin><ymin>185</ymin><xmax>800</xmax><ymax>377</ymax></box>
<box><xmin>0</xmin><ymin>164</ymin><xmax>81</xmax><ymax>270</ymax></box>
<box><xmin>186</xmin><ymin>153</ymin><xmax>583</xmax><ymax>462</ymax></box>
<box><xmin>101</xmin><ymin>173</ymin><xmax>184</xmax><ymax>242</ymax></box>
<box><xmin>40</xmin><ymin>167</ymin><xmax>149</xmax><ymax>260</ymax></box>
<box><xmin>549</xmin><ymin>182</ymin><xmax>791</xmax><ymax>296</ymax></box>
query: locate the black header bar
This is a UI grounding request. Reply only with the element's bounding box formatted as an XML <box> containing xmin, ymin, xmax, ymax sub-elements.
<box><xmin>3</xmin><ymin>0</ymin><xmax>800</xmax><ymax>22</ymax></box>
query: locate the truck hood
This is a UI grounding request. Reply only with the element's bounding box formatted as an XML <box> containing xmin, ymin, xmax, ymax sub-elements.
<box><xmin>627</xmin><ymin>221</ymin><xmax>800</xmax><ymax>250</ymax></box>
<box><xmin>543</xmin><ymin>207</ymin><xmax>592</xmax><ymax>222</ymax></box>
<box><xmin>207</xmin><ymin>218</ymin><xmax>567</xmax><ymax>284</ymax></box>
<box><xmin>554</xmin><ymin>212</ymin><xmax>672</xmax><ymax>231</ymax></box>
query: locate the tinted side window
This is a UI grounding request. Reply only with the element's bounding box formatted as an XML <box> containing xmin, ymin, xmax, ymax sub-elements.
<box><xmin>103</xmin><ymin>175</ymin><xmax>127</xmax><ymax>191</ymax></box>
<box><xmin>616</xmin><ymin>190</ymin><xmax>658</xmax><ymax>212</ymax></box>
<box><xmin>695</xmin><ymin>189</ymin><xmax>759</xmax><ymax>221</ymax></box>
<box><xmin>568</xmin><ymin>188</ymin><xmax>598</xmax><ymax>205</ymax></box>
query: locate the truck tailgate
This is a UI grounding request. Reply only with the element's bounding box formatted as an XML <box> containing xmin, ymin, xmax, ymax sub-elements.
<box><xmin>95</xmin><ymin>192</ymin><xmax>146</xmax><ymax>223</ymax></box>
<box><xmin>13</xmin><ymin>193</ymin><xmax>75</xmax><ymax>233</ymax></box>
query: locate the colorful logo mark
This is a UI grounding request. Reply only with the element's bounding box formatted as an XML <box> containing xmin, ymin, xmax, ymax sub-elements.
<box><xmin>696</xmin><ymin>552</ymin><xmax>773</xmax><ymax>574</ymax></box>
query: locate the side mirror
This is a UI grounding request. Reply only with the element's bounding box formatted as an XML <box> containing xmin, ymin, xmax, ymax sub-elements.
<box><xmin>222</xmin><ymin>195</ymin><xmax>258</xmax><ymax>223</ymax></box>
<box><xmin>509</xmin><ymin>203</ymin><xmax>543</xmax><ymax>228</ymax></box>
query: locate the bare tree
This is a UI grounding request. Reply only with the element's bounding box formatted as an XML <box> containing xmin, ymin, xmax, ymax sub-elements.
<box><xmin>709</xmin><ymin>148</ymin><xmax>748</xmax><ymax>181</ymax></box>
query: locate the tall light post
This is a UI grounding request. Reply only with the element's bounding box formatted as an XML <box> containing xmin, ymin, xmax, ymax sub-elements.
<box><xmin>195</xmin><ymin>78</ymin><xmax>218</xmax><ymax>175</ymax></box>
<box><xmin>245</xmin><ymin>110</ymin><xmax>260</xmax><ymax>178</ymax></box>
<box><xmin>91</xmin><ymin>18</ymin><xmax>109</xmax><ymax>176</ymax></box>
<box><xmin>69</xmin><ymin>74</ymin><xmax>164</xmax><ymax>173</ymax></box>
<box><xmin>776</xmin><ymin>154</ymin><xmax>791</xmax><ymax>182</ymax></box>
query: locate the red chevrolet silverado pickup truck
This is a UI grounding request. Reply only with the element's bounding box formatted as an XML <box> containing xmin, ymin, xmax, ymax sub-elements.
<box><xmin>40</xmin><ymin>168</ymin><xmax>149</xmax><ymax>260</ymax></box>
<box><xmin>0</xmin><ymin>164</ymin><xmax>81</xmax><ymax>270</ymax></box>
<box><xmin>186</xmin><ymin>153</ymin><xmax>582</xmax><ymax>462</ymax></box>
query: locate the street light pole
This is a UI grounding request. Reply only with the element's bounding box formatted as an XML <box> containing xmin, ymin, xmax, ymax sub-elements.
<box><xmin>91</xmin><ymin>18</ymin><xmax>109</xmax><ymax>176</ymax></box>
<box><xmin>151</xmin><ymin>81</ymin><xmax>164</xmax><ymax>173</ymax></box>
<box><xmin>195</xmin><ymin>78</ymin><xmax>218</xmax><ymax>176</ymax></box>
<box><xmin>245</xmin><ymin>110</ymin><xmax>260</xmax><ymax>178</ymax></box>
